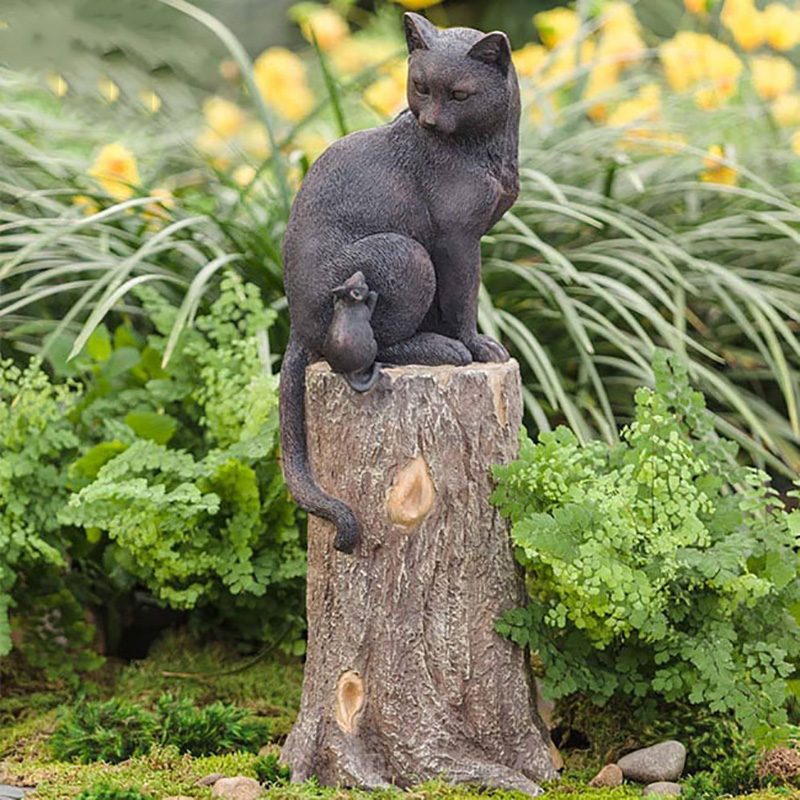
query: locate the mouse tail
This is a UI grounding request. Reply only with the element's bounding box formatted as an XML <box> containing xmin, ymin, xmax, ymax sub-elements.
<box><xmin>279</xmin><ymin>337</ymin><xmax>360</xmax><ymax>554</ymax></box>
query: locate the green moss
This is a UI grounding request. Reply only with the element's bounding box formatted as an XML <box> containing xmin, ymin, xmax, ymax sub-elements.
<box><xmin>1</xmin><ymin>631</ymin><xmax>791</xmax><ymax>800</ymax></box>
<box><xmin>113</xmin><ymin>631</ymin><xmax>303</xmax><ymax>731</ymax></box>
<box><xmin>0</xmin><ymin>707</ymin><xmax>59</xmax><ymax>762</ymax></box>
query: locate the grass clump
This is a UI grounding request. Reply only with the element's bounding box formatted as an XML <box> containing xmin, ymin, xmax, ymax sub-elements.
<box><xmin>253</xmin><ymin>751</ymin><xmax>291</xmax><ymax>786</ymax></box>
<box><xmin>50</xmin><ymin>699</ymin><xmax>155</xmax><ymax>764</ymax></box>
<box><xmin>75</xmin><ymin>787</ymin><xmax>152</xmax><ymax>800</ymax></box>
<box><xmin>50</xmin><ymin>694</ymin><xmax>266</xmax><ymax>764</ymax></box>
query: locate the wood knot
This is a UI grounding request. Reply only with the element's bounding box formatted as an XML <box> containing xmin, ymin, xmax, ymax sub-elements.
<box><xmin>335</xmin><ymin>670</ymin><xmax>364</xmax><ymax>734</ymax></box>
<box><xmin>387</xmin><ymin>456</ymin><xmax>435</xmax><ymax>528</ymax></box>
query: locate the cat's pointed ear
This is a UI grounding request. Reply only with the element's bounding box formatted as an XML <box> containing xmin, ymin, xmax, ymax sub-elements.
<box><xmin>404</xmin><ymin>12</ymin><xmax>436</xmax><ymax>53</ymax></box>
<box><xmin>467</xmin><ymin>31</ymin><xmax>512</xmax><ymax>74</ymax></box>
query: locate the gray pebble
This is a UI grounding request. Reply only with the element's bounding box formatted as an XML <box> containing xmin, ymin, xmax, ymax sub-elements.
<box><xmin>643</xmin><ymin>781</ymin><xmax>682</xmax><ymax>796</ymax></box>
<box><xmin>617</xmin><ymin>741</ymin><xmax>686</xmax><ymax>783</ymax></box>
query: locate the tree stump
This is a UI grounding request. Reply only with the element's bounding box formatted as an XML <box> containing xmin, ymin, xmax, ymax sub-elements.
<box><xmin>281</xmin><ymin>360</ymin><xmax>557</xmax><ymax>796</ymax></box>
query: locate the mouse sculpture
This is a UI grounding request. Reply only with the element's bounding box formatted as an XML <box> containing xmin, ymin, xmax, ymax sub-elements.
<box><xmin>322</xmin><ymin>271</ymin><xmax>380</xmax><ymax>392</ymax></box>
<box><xmin>279</xmin><ymin>12</ymin><xmax>519</xmax><ymax>554</ymax></box>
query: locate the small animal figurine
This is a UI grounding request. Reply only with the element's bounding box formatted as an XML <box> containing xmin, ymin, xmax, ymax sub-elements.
<box><xmin>322</xmin><ymin>271</ymin><xmax>380</xmax><ymax>392</ymax></box>
<box><xmin>280</xmin><ymin>12</ymin><xmax>519</xmax><ymax>554</ymax></box>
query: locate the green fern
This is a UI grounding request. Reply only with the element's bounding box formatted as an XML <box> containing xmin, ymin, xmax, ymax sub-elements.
<box><xmin>493</xmin><ymin>350</ymin><xmax>800</xmax><ymax>732</ymax></box>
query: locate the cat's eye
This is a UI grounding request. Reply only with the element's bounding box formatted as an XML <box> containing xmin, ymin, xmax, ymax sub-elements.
<box><xmin>414</xmin><ymin>80</ymin><xmax>430</xmax><ymax>95</ymax></box>
<box><xmin>451</xmin><ymin>90</ymin><xmax>470</xmax><ymax>101</ymax></box>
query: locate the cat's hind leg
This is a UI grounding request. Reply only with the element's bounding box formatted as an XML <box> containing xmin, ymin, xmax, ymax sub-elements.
<box><xmin>340</xmin><ymin>233</ymin><xmax>471</xmax><ymax>367</ymax></box>
<box><xmin>377</xmin><ymin>332</ymin><xmax>471</xmax><ymax>366</ymax></box>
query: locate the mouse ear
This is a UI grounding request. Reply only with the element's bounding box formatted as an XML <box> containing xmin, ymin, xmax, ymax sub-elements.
<box><xmin>404</xmin><ymin>12</ymin><xmax>436</xmax><ymax>53</ymax></box>
<box><xmin>467</xmin><ymin>31</ymin><xmax>511</xmax><ymax>74</ymax></box>
<box><xmin>332</xmin><ymin>283</ymin><xmax>349</xmax><ymax>298</ymax></box>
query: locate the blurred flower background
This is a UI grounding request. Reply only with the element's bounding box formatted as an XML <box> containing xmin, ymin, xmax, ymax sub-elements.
<box><xmin>7</xmin><ymin>0</ymin><xmax>800</xmax><ymax>464</ymax></box>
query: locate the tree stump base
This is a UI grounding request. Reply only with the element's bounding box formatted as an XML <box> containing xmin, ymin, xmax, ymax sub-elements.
<box><xmin>281</xmin><ymin>360</ymin><xmax>557</xmax><ymax>796</ymax></box>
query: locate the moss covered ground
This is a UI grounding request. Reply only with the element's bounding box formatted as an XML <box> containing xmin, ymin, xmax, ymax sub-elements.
<box><xmin>1</xmin><ymin>632</ymin><xmax>798</xmax><ymax>800</ymax></box>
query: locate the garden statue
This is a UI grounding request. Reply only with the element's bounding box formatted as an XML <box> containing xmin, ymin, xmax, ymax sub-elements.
<box><xmin>279</xmin><ymin>11</ymin><xmax>520</xmax><ymax>554</ymax></box>
<box><xmin>279</xmin><ymin>12</ymin><xmax>557</xmax><ymax>797</ymax></box>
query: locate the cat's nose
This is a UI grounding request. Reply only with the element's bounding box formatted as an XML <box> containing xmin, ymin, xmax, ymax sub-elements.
<box><xmin>419</xmin><ymin>113</ymin><xmax>437</xmax><ymax>130</ymax></box>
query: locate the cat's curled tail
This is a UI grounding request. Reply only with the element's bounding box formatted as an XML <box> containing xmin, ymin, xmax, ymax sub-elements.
<box><xmin>279</xmin><ymin>337</ymin><xmax>360</xmax><ymax>554</ymax></box>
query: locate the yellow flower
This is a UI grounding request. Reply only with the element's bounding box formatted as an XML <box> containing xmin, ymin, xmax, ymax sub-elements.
<box><xmin>331</xmin><ymin>38</ymin><xmax>398</xmax><ymax>76</ymax></box>
<box><xmin>98</xmin><ymin>76</ymin><xmax>119</xmax><ymax>102</ymax></box>
<box><xmin>543</xmin><ymin>40</ymin><xmax>596</xmax><ymax>87</ymax></box>
<box><xmin>607</xmin><ymin>83</ymin><xmax>661</xmax><ymax>126</ymax></box>
<box><xmin>88</xmin><ymin>143</ymin><xmax>140</xmax><ymax>201</ymax></box>
<box><xmin>513</xmin><ymin>43</ymin><xmax>547</xmax><ymax>79</ymax></box>
<box><xmin>700</xmin><ymin>144</ymin><xmax>738</xmax><ymax>184</ymax></box>
<box><xmin>202</xmin><ymin>96</ymin><xmax>246</xmax><ymax>138</ymax></box>
<box><xmin>599</xmin><ymin>31</ymin><xmax>647</xmax><ymax>68</ymax></box>
<box><xmin>591</xmin><ymin>2</ymin><xmax>646</xmax><ymax>67</ymax></box>
<box><xmin>791</xmin><ymin>129</ymin><xmax>800</xmax><ymax>155</ymax></box>
<box><xmin>660</xmin><ymin>32</ymin><xmax>742</xmax><ymax>108</ymax></box>
<box><xmin>240</xmin><ymin>122</ymin><xmax>271</xmax><ymax>160</ymax></box>
<box><xmin>583</xmin><ymin>62</ymin><xmax>621</xmax><ymax>122</ymax></box>
<box><xmin>300</xmin><ymin>7</ymin><xmax>349</xmax><ymax>52</ymax></box>
<box><xmin>0</xmin><ymin>18</ymin><xmax>8</xmax><ymax>28</ymax></box>
<box><xmin>389</xmin><ymin>0</ymin><xmax>443</xmax><ymax>9</ymax></box>
<box><xmin>46</xmin><ymin>72</ymin><xmax>68</xmax><ymax>97</ymax></box>
<box><xmin>751</xmin><ymin>54</ymin><xmax>796</xmax><ymax>100</ymax></box>
<box><xmin>684</xmin><ymin>0</ymin><xmax>710</xmax><ymax>13</ymax></box>
<box><xmin>139</xmin><ymin>88</ymin><xmax>162</xmax><ymax>113</ymax></box>
<box><xmin>620</xmin><ymin>128</ymin><xmax>688</xmax><ymax>154</ymax></box>
<box><xmin>602</xmin><ymin>1</ymin><xmax>639</xmax><ymax>31</ymax></box>
<box><xmin>772</xmin><ymin>92</ymin><xmax>800</xmax><ymax>125</ymax></box>
<box><xmin>762</xmin><ymin>3</ymin><xmax>800</xmax><ymax>51</ymax></box>
<box><xmin>534</xmin><ymin>7</ymin><xmax>580</xmax><ymax>49</ymax></box>
<box><xmin>195</xmin><ymin>128</ymin><xmax>232</xmax><ymax>168</ymax></box>
<box><xmin>72</xmin><ymin>195</ymin><xmax>99</xmax><ymax>216</ymax></box>
<box><xmin>365</xmin><ymin>70</ymin><xmax>407</xmax><ymax>117</ymax></box>
<box><xmin>721</xmin><ymin>0</ymin><xmax>765</xmax><ymax>50</ymax></box>
<box><xmin>253</xmin><ymin>48</ymin><xmax>314</xmax><ymax>121</ymax></box>
<box><xmin>233</xmin><ymin>165</ymin><xmax>257</xmax><ymax>187</ymax></box>
<box><xmin>292</xmin><ymin>132</ymin><xmax>331</xmax><ymax>163</ymax></box>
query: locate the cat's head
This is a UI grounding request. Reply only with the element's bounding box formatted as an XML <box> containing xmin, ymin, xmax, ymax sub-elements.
<box><xmin>333</xmin><ymin>271</ymin><xmax>370</xmax><ymax>303</ymax></box>
<box><xmin>404</xmin><ymin>13</ymin><xmax>515</xmax><ymax>138</ymax></box>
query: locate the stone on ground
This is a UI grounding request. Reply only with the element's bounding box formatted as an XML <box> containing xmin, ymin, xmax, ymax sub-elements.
<box><xmin>0</xmin><ymin>787</ymin><xmax>34</xmax><ymax>800</ymax></box>
<box><xmin>617</xmin><ymin>741</ymin><xmax>686</xmax><ymax>783</ymax></box>
<box><xmin>211</xmin><ymin>776</ymin><xmax>263</xmax><ymax>800</ymax></box>
<box><xmin>643</xmin><ymin>781</ymin><xmax>682</xmax><ymax>796</ymax></box>
<box><xmin>195</xmin><ymin>773</ymin><xmax>227</xmax><ymax>786</ymax></box>
<box><xmin>588</xmin><ymin>763</ymin><xmax>623</xmax><ymax>788</ymax></box>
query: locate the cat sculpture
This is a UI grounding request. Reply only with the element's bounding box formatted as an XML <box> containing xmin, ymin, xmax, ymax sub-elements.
<box><xmin>279</xmin><ymin>12</ymin><xmax>520</xmax><ymax>554</ymax></box>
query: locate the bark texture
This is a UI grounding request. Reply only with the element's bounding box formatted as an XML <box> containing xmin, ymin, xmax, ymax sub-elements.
<box><xmin>281</xmin><ymin>360</ymin><xmax>557</xmax><ymax>795</ymax></box>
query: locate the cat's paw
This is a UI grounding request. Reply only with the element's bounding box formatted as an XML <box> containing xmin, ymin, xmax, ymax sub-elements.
<box><xmin>437</xmin><ymin>337</ymin><xmax>473</xmax><ymax>366</ymax></box>
<box><xmin>464</xmin><ymin>334</ymin><xmax>509</xmax><ymax>363</ymax></box>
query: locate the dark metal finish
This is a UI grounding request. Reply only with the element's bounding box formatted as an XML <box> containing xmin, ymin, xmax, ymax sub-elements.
<box><xmin>279</xmin><ymin>13</ymin><xmax>521</xmax><ymax>553</ymax></box>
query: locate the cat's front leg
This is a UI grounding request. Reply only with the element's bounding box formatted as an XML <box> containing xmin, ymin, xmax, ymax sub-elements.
<box><xmin>430</xmin><ymin>237</ymin><xmax>509</xmax><ymax>363</ymax></box>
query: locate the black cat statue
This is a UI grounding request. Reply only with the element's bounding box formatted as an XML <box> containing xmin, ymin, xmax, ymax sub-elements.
<box><xmin>279</xmin><ymin>12</ymin><xmax>520</xmax><ymax>554</ymax></box>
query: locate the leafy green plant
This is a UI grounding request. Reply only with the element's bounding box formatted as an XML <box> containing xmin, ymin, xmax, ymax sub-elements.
<box><xmin>682</xmin><ymin>753</ymin><xmax>760</xmax><ymax>800</ymax></box>
<box><xmin>0</xmin><ymin>356</ymin><xmax>103</xmax><ymax>675</ymax></box>
<box><xmin>154</xmin><ymin>693</ymin><xmax>267</xmax><ymax>756</ymax></box>
<box><xmin>51</xmin><ymin>693</ymin><xmax>267</xmax><ymax>764</ymax></box>
<box><xmin>253</xmin><ymin>752</ymin><xmax>291</xmax><ymax>786</ymax></box>
<box><xmin>492</xmin><ymin>350</ymin><xmax>800</xmax><ymax>732</ymax></box>
<box><xmin>75</xmin><ymin>786</ymin><xmax>152</xmax><ymax>800</ymax></box>
<box><xmin>51</xmin><ymin>698</ymin><xmax>156</xmax><ymax>764</ymax></box>
<box><xmin>1</xmin><ymin>272</ymin><xmax>305</xmax><ymax>672</ymax></box>
<box><xmin>61</xmin><ymin>274</ymin><xmax>306</xmax><ymax>635</ymax></box>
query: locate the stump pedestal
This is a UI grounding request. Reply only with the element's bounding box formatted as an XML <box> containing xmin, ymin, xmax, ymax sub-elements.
<box><xmin>281</xmin><ymin>360</ymin><xmax>557</xmax><ymax>795</ymax></box>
